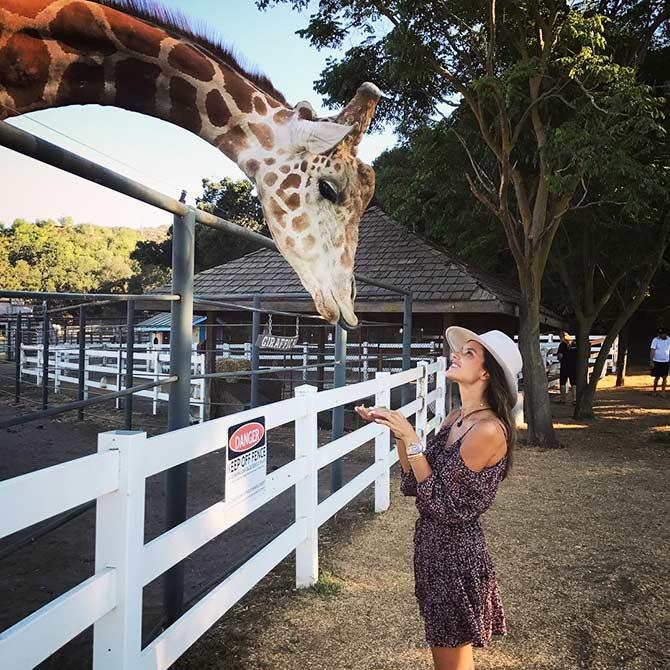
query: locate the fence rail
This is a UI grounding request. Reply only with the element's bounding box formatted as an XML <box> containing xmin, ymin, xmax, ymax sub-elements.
<box><xmin>0</xmin><ymin>359</ymin><xmax>447</xmax><ymax>670</ymax></box>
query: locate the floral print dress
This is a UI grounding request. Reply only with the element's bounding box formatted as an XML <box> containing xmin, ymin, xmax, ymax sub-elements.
<box><xmin>400</xmin><ymin>421</ymin><xmax>507</xmax><ymax>648</ymax></box>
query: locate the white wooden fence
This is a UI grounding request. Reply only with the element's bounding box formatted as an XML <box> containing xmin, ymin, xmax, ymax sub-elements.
<box><xmin>20</xmin><ymin>344</ymin><xmax>206</xmax><ymax>421</ymax></box>
<box><xmin>0</xmin><ymin>358</ymin><xmax>447</xmax><ymax>670</ymax></box>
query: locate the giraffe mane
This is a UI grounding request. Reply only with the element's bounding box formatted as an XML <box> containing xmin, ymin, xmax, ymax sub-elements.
<box><xmin>93</xmin><ymin>0</ymin><xmax>291</xmax><ymax>107</ymax></box>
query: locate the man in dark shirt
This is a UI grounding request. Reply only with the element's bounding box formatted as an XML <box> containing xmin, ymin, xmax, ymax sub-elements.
<box><xmin>557</xmin><ymin>331</ymin><xmax>578</xmax><ymax>404</ymax></box>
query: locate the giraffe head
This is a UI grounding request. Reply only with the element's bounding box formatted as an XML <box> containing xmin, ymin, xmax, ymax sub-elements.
<box><xmin>245</xmin><ymin>84</ymin><xmax>381</xmax><ymax>328</ymax></box>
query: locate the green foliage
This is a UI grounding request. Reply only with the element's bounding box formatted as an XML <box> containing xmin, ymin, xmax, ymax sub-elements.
<box><xmin>131</xmin><ymin>177</ymin><xmax>267</xmax><ymax>276</ymax></box>
<box><xmin>373</xmin><ymin>118</ymin><xmax>514</xmax><ymax>279</ymax></box>
<box><xmin>0</xmin><ymin>218</ymin><xmax>160</xmax><ymax>293</ymax></box>
<box><xmin>311</xmin><ymin>570</ymin><xmax>344</xmax><ymax>600</ymax></box>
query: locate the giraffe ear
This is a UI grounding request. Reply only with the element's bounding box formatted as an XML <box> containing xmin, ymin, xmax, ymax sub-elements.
<box><xmin>289</xmin><ymin>119</ymin><xmax>354</xmax><ymax>154</ymax></box>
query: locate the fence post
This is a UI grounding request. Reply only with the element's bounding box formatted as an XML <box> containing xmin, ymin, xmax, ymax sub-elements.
<box><xmin>152</xmin><ymin>350</ymin><xmax>159</xmax><ymax>416</ymax></box>
<box><xmin>401</xmin><ymin>293</ymin><xmax>413</xmax><ymax>406</ymax></box>
<box><xmin>41</xmin><ymin>300</ymin><xmax>49</xmax><ymax>410</ymax></box>
<box><xmin>415</xmin><ymin>361</ymin><xmax>428</xmax><ymax>445</ymax></box>
<box><xmin>374</xmin><ymin>371</ymin><xmax>391</xmax><ymax>513</ymax></box>
<box><xmin>434</xmin><ymin>356</ymin><xmax>447</xmax><ymax>430</ymax></box>
<box><xmin>294</xmin><ymin>384</ymin><xmax>319</xmax><ymax>588</ymax></box>
<box><xmin>54</xmin><ymin>349</ymin><xmax>61</xmax><ymax>394</ymax></box>
<box><xmin>14</xmin><ymin>314</ymin><xmax>22</xmax><ymax>404</ymax></box>
<box><xmin>124</xmin><ymin>300</ymin><xmax>135</xmax><ymax>430</ymax></box>
<box><xmin>250</xmin><ymin>294</ymin><xmax>262</xmax><ymax>409</ymax></box>
<box><xmin>78</xmin><ymin>306</ymin><xmax>86</xmax><ymax>420</ymax></box>
<box><xmin>330</xmin><ymin>324</ymin><xmax>347</xmax><ymax>492</ymax></box>
<box><xmin>93</xmin><ymin>430</ymin><xmax>147</xmax><ymax>670</ymax></box>
<box><xmin>362</xmin><ymin>341</ymin><xmax>369</xmax><ymax>381</ymax></box>
<box><xmin>302</xmin><ymin>342</ymin><xmax>309</xmax><ymax>381</ymax></box>
<box><xmin>164</xmin><ymin>205</ymin><xmax>195</xmax><ymax>625</ymax></box>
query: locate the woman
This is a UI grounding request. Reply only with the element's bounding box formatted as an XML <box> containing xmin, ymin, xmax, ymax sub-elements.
<box><xmin>356</xmin><ymin>327</ymin><xmax>522</xmax><ymax>670</ymax></box>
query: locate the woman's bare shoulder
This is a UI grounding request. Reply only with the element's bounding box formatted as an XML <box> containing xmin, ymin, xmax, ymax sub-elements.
<box><xmin>459</xmin><ymin>419</ymin><xmax>507</xmax><ymax>472</ymax></box>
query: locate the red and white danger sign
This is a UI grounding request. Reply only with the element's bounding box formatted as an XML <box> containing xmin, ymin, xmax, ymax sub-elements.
<box><xmin>225</xmin><ymin>417</ymin><xmax>267</xmax><ymax>505</ymax></box>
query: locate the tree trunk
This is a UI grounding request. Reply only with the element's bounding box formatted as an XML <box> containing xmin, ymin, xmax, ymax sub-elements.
<box><xmin>517</xmin><ymin>281</ymin><xmax>559</xmax><ymax>448</ymax></box>
<box><xmin>574</xmin><ymin>315</ymin><xmax>595</xmax><ymax>418</ymax></box>
<box><xmin>615</xmin><ymin>323</ymin><xmax>629</xmax><ymax>387</ymax></box>
<box><xmin>575</xmin><ymin>314</ymin><xmax>633</xmax><ymax>419</ymax></box>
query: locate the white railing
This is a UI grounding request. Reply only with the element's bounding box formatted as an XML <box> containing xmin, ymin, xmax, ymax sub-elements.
<box><xmin>0</xmin><ymin>358</ymin><xmax>448</xmax><ymax>670</ymax></box>
<box><xmin>20</xmin><ymin>344</ymin><xmax>206</xmax><ymax>422</ymax></box>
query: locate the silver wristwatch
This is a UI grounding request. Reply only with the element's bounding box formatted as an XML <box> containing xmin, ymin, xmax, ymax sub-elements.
<box><xmin>406</xmin><ymin>442</ymin><xmax>425</xmax><ymax>458</ymax></box>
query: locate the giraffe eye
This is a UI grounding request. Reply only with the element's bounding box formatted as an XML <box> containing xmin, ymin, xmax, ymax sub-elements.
<box><xmin>318</xmin><ymin>179</ymin><xmax>338</xmax><ymax>203</ymax></box>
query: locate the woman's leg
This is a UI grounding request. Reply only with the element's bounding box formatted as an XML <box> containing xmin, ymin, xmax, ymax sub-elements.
<box><xmin>431</xmin><ymin>643</ymin><xmax>475</xmax><ymax>670</ymax></box>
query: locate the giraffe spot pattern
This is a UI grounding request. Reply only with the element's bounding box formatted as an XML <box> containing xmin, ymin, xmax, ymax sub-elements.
<box><xmin>249</xmin><ymin>122</ymin><xmax>275</xmax><ymax>150</ymax></box>
<box><xmin>285</xmin><ymin>193</ymin><xmax>301</xmax><ymax>210</ymax></box>
<box><xmin>58</xmin><ymin>61</ymin><xmax>105</xmax><ymax>106</ymax></box>
<box><xmin>291</xmin><ymin>214</ymin><xmax>309</xmax><ymax>233</ymax></box>
<box><xmin>303</xmin><ymin>234</ymin><xmax>316</xmax><ymax>251</ymax></box>
<box><xmin>300</xmin><ymin>160</ymin><xmax>308</xmax><ymax>172</ymax></box>
<box><xmin>167</xmin><ymin>43</ymin><xmax>215</xmax><ymax>82</ymax></box>
<box><xmin>263</xmin><ymin>172</ymin><xmax>278</xmax><ymax>187</ymax></box>
<box><xmin>279</xmin><ymin>165</ymin><xmax>290</xmax><ymax>174</ymax></box>
<box><xmin>50</xmin><ymin>2</ymin><xmax>116</xmax><ymax>56</ymax></box>
<box><xmin>280</xmin><ymin>174</ymin><xmax>301</xmax><ymax>190</ymax></box>
<box><xmin>169</xmin><ymin>76</ymin><xmax>201</xmax><ymax>134</ymax></box>
<box><xmin>214</xmin><ymin>126</ymin><xmax>248</xmax><ymax>161</ymax></box>
<box><xmin>221</xmin><ymin>70</ymin><xmax>254</xmax><ymax>113</ymax></box>
<box><xmin>264</xmin><ymin>157</ymin><xmax>276</xmax><ymax>165</ymax></box>
<box><xmin>0</xmin><ymin>30</ymin><xmax>50</xmax><ymax>108</ymax></box>
<box><xmin>103</xmin><ymin>6</ymin><xmax>166</xmax><ymax>58</ymax></box>
<box><xmin>268</xmin><ymin>197</ymin><xmax>286</xmax><ymax>226</ymax></box>
<box><xmin>2</xmin><ymin>0</ymin><xmax>53</xmax><ymax>19</ymax></box>
<box><xmin>115</xmin><ymin>58</ymin><xmax>161</xmax><ymax>115</ymax></box>
<box><xmin>246</xmin><ymin>159</ymin><xmax>260</xmax><ymax>175</ymax></box>
<box><xmin>253</xmin><ymin>97</ymin><xmax>267</xmax><ymax>115</ymax></box>
<box><xmin>205</xmin><ymin>89</ymin><xmax>231</xmax><ymax>127</ymax></box>
<box><xmin>272</xmin><ymin>109</ymin><xmax>292</xmax><ymax>124</ymax></box>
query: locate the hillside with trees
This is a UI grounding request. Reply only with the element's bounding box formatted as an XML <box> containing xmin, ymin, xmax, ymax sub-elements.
<box><xmin>0</xmin><ymin>217</ymin><xmax>169</xmax><ymax>293</ymax></box>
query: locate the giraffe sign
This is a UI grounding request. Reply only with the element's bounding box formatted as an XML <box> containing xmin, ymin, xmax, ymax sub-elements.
<box><xmin>0</xmin><ymin>0</ymin><xmax>381</xmax><ymax>328</ymax></box>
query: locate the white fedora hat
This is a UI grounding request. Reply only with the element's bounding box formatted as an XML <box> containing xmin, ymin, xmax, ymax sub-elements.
<box><xmin>445</xmin><ymin>327</ymin><xmax>523</xmax><ymax>402</ymax></box>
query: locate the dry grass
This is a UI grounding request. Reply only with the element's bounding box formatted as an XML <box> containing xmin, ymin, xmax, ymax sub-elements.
<box><xmin>178</xmin><ymin>372</ymin><xmax>670</xmax><ymax>670</ymax></box>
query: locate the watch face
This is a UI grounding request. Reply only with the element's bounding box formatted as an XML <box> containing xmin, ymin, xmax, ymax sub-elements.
<box><xmin>408</xmin><ymin>443</ymin><xmax>423</xmax><ymax>455</ymax></box>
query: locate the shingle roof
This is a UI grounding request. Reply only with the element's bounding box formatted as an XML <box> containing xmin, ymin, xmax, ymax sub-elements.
<box><xmin>188</xmin><ymin>205</ymin><xmax>522</xmax><ymax>307</ymax></box>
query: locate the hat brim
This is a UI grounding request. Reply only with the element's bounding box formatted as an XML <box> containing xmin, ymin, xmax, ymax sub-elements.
<box><xmin>445</xmin><ymin>326</ymin><xmax>519</xmax><ymax>404</ymax></box>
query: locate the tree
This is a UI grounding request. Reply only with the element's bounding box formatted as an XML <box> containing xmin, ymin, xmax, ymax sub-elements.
<box><xmin>0</xmin><ymin>218</ymin><xmax>154</xmax><ymax>293</ymax></box>
<box><xmin>373</xmin><ymin>116</ymin><xmax>514</xmax><ymax>280</ymax></box>
<box><xmin>259</xmin><ymin>0</ymin><xmax>667</xmax><ymax>447</ymax></box>
<box><xmin>131</xmin><ymin>177</ymin><xmax>267</xmax><ymax>277</ymax></box>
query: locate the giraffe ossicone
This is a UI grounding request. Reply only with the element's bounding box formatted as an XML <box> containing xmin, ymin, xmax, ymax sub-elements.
<box><xmin>0</xmin><ymin>0</ymin><xmax>382</xmax><ymax>327</ymax></box>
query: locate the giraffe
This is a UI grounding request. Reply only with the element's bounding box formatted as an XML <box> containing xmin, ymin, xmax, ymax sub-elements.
<box><xmin>0</xmin><ymin>0</ymin><xmax>381</xmax><ymax>327</ymax></box>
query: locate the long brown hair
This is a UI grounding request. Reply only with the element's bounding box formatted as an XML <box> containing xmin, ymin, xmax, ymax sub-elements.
<box><xmin>483</xmin><ymin>349</ymin><xmax>516</xmax><ymax>479</ymax></box>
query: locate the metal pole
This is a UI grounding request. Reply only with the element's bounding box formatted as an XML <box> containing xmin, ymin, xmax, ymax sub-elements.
<box><xmin>42</xmin><ymin>301</ymin><xmax>49</xmax><ymax>410</ymax></box>
<box><xmin>78</xmin><ymin>306</ymin><xmax>86</xmax><ymax>421</ymax></box>
<box><xmin>331</xmin><ymin>324</ymin><xmax>347</xmax><ymax>492</ymax></box>
<box><xmin>250</xmin><ymin>294</ymin><xmax>261</xmax><ymax>408</ymax></box>
<box><xmin>164</xmin><ymin>207</ymin><xmax>195</xmax><ymax>625</ymax></box>
<box><xmin>401</xmin><ymin>294</ymin><xmax>413</xmax><ymax>406</ymax></box>
<box><xmin>15</xmin><ymin>313</ymin><xmax>22</xmax><ymax>404</ymax></box>
<box><xmin>124</xmin><ymin>300</ymin><xmax>135</xmax><ymax>430</ymax></box>
<box><xmin>7</xmin><ymin>316</ymin><xmax>12</xmax><ymax>362</ymax></box>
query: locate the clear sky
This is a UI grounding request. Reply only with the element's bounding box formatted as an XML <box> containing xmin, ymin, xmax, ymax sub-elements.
<box><xmin>0</xmin><ymin>0</ymin><xmax>396</xmax><ymax>229</ymax></box>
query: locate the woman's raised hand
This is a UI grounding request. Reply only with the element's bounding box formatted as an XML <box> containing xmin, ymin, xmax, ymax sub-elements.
<box><xmin>354</xmin><ymin>404</ymin><xmax>379</xmax><ymax>422</ymax></box>
<box><xmin>367</xmin><ymin>407</ymin><xmax>418</xmax><ymax>444</ymax></box>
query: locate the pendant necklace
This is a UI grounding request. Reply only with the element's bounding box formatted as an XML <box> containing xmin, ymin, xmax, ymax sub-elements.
<box><xmin>456</xmin><ymin>405</ymin><xmax>491</xmax><ymax>427</ymax></box>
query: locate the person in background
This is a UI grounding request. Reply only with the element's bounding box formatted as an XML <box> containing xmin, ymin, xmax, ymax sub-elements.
<box><xmin>650</xmin><ymin>326</ymin><xmax>670</xmax><ymax>396</ymax></box>
<box><xmin>557</xmin><ymin>331</ymin><xmax>578</xmax><ymax>404</ymax></box>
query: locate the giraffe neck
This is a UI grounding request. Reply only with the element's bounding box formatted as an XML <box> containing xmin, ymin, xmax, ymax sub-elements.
<box><xmin>0</xmin><ymin>0</ymin><xmax>291</xmax><ymax>177</ymax></box>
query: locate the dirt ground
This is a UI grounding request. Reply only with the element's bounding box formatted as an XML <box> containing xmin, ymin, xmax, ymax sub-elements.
<box><xmin>174</xmin><ymin>371</ymin><xmax>670</xmax><ymax>670</ymax></box>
